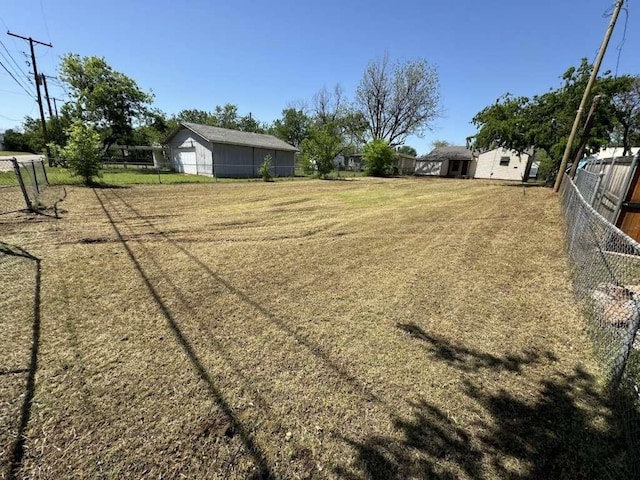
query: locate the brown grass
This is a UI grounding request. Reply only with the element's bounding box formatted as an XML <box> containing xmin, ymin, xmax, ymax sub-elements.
<box><xmin>0</xmin><ymin>177</ymin><xmax>630</xmax><ymax>479</ymax></box>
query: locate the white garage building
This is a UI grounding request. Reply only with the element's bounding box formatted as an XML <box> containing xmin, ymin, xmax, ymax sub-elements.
<box><xmin>164</xmin><ymin>122</ymin><xmax>298</xmax><ymax>178</ymax></box>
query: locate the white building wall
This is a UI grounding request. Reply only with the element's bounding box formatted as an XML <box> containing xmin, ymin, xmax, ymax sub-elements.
<box><xmin>474</xmin><ymin>148</ymin><xmax>530</xmax><ymax>181</ymax></box>
<box><xmin>167</xmin><ymin>129</ymin><xmax>213</xmax><ymax>176</ymax></box>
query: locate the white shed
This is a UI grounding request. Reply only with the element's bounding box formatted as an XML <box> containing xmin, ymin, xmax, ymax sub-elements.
<box><xmin>474</xmin><ymin>147</ymin><xmax>534</xmax><ymax>181</ymax></box>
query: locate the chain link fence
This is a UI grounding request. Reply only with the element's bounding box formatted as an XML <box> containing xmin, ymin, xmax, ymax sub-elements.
<box><xmin>560</xmin><ymin>173</ymin><xmax>640</xmax><ymax>474</ymax></box>
<box><xmin>0</xmin><ymin>158</ymin><xmax>50</xmax><ymax>214</ymax></box>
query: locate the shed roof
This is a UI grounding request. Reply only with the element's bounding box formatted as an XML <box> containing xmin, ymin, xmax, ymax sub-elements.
<box><xmin>422</xmin><ymin>146</ymin><xmax>475</xmax><ymax>161</ymax></box>
<box><xmin>165</xmin><ymin>122</ymin><xmax>299</xmax><ymax>152</ymax></box>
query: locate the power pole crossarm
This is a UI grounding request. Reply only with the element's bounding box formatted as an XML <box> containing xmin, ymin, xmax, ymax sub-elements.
<box><xmin>7</xmin><ymin>31</ymin><xmax>53</xmax><ymax>157</ymax></box>
<box><xmin>553</xmin><ymin>0</ymin><xmax>625</xmax><ymax>192</ymax></box>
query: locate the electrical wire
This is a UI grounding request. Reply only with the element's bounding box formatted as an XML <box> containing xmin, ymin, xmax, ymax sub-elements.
<box><xmin>614</xmin><ymin>5</ymin><xmax>629</xmax><ymax>77</ymax></box>
<box><xmin>0</xmin><ymin>58</ymin><xmax>35</xmax><ymax>98</ymax></box>
<box><xmin>0</xmin><ymin>40</ymin><xmax>32</xmax><ymax>85</ymax></box>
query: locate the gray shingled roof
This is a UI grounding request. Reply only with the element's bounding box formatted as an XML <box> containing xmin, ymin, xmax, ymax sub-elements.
<box><xmin>423</xmin><ymin>146</ymin><xmax>474</xmax><ymax>161</ymax></box>
<box><xmin>173</xmin><ymin>122</ymin><xmax>298</xmax><ymax>152</ymax></box>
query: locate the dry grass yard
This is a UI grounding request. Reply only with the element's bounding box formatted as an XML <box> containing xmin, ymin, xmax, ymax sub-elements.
<box><xmin>0</xmin><ymin>177</ymin><xmax>631</xmax><ymax>479</ymax></box>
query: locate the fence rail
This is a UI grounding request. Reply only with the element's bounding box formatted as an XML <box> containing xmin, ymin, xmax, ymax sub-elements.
<box><xmin>560</xmin><ymin>173</ymin><xmax>640</xmax><ymax>474</ymax></box>
<box><xmin>0</xmin><ymin>158</ymin><xmax>49</xmax><ymax>214</ymax></box>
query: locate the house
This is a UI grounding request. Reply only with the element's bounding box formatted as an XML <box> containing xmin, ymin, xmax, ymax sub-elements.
<box><xmin>397</xmin><ymin>153</ymin><xmax>417</xmax><ymax>175</ymax></box>
<box><xmin>163</xmin><ymin>122</ymin><xmax>298</xmax><ymax>178</ymax></box>
<box><xmin>596</xmin><ymin>146</ymin><xmax>640</xmax><ymax>159</ymax></box>
<box><xmin>474</xmin><ymin>147</ymin><xmax>534</xmax><ymax>181</ymax></box>
<box><xmin>415</xmin><ymin>146</ymin><xmax>476</xmax><ymax>178</ymax></box>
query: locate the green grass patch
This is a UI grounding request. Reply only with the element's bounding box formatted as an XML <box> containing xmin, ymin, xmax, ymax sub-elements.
<box><xmin>45</xmin><ymin>166</ymin><xmax>329</xmax><ymax>186</ymax></box>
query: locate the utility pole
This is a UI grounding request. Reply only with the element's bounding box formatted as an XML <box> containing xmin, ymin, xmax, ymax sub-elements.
<box><xmin>52</xmin><ymin>97</ymin><xmax>61</xmax><ymax>117</ymax></box>
<box><xmin>553</xmin><ymin>0</ymin><xmax>625</xmax><ymax>192</ymax></box>
<box><xmin>40</xmin><ymin>74</ymin><xmax>53</xmax><ymax>117</ymax></box>
<box><xmin>569</xmin><ymin>95</ymin><xmax>601</xmax><ymax>179</ymax></box>
<box><xmin>7</xmin><ymin>32</ymin><xmax>52</xmax><ymax>154</ymax></box>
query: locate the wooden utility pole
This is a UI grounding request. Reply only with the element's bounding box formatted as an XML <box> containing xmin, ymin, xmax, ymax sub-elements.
<box><xmin>553</xmin><ymin>0</ymin><xmax>625</xmax><ymax>192</ymax></box>
<box><xmin>52</xmin><ymin>98</ymin><xmax>62</xmax><ymax>117</ymax></box>
<box><xmin>568</xmin><ymin>95</ymin><xmax>601</xmax><ymax>179</ymax></box>
<box><xmin>40</xmin><ymin>74</ymin><xmax>53</xmax><ymax>117</ymax></box>
<box><xmin>7</xmin><ymin>32</ymin><xmax>52</xmax><ymax>151</ymax></box>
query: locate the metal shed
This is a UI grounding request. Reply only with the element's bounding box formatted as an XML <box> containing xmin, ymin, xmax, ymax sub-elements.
<box><xmin>164</xmin><ymin>122</ymin><xmax>298</xmax><ymax>178</ymax></box>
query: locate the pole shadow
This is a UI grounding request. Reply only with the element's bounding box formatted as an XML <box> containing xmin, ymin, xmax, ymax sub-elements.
<box><xmin>0</xmin><ymin>243</ymin><xmax>41</xmax><ymax>480</ymax></box>
<box><xmin>93</xmin><ymin>190</ymin><xmax>274</xmax><ymax>479</ymax></box>
<box><xmin>106</xmin><ymin>189</ymin><xmax>380</xmax><ymax>404</ymax></box>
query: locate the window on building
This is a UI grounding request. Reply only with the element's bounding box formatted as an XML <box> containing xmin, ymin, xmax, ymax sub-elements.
<box><xmin>499</xmin><ymin>156</ymin><xmax>510</xmax><ymax>166</ymax></box>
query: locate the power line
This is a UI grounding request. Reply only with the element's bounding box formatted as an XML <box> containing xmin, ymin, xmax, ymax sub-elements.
<box><xmin>0</xmin><ymin>58</ymin><xmax>35</xmax><ymax>98</ymax></box>
<box><xmin>0</xmin><ymin>112</ymin><xmax>25</xmax><ymax>122</ymax></box>
<box><xmin>614</xmin><ymin>5</ymin><xmax>629</xmax><ymax>76</ymax></box>
<box><xmin>0</xmin><ymin>41</ymin><xmax>35</xmax><ymax>95</ymax></box>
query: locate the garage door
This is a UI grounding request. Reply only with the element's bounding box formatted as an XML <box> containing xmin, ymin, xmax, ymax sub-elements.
<box><xmin>178</xmin><ymin>148</ymin><xmax>197</xmax><ymax>175</ymax></box>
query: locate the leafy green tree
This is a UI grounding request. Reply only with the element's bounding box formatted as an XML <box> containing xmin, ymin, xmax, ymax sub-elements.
<box><xmin>363</xmin><ymin>138</ymin><xmax>396</xmax><ymax>176</ymax></box>
<box><xmin>176</xmin><ymin>109</ymin><xmax>216</xmax><ymax>125</ymax></box>
<box><xmin>2</xmin><ymin>128</ymin><xmax>32</xmax><ymax>152</ymax></box>
<box><xmin>62</xmin><ymin>120</ymin><xmax>102</xmax><ymax>184</ymax></box>
<box><xmin>431</xmin><ymin>139</ymin><xmax>451</xmax><ymax>148</ymax></box>
<box><xmin>356</xmin><ymin>54</ymin><xmax>441</xmax><ymax>146</ymax></box>
<box><xmin>398</xmin><ymin>145</ymin><xmax>417</xmax><ymax>156</ymax></box>
<box><xmin>131</xmin><ymin>110</ymin><xmax>175</xmax><ymax>145</ymax></box>
<box><xmin>271</xmin><ymin>108</ymin><xmax>312</xmax><ymax>147</ymax></box>
<box><xmin>59</xmin><ymin>53</ymin><xmax>153</xmax><ymax>151</ymax></box>
<box><xmin>471</xmin><ymin>59</ymin><xmax>634</xmax><ymax>183</ymax></box>
<box><xmin>300</xmin><ymin>123</ymin><xmax>343</xmax><ymax>176</ymax></box>
<box><xmin>612</xmin><ymin>76</ymin><xmax>640</xmax><ymax>155</ymax></box>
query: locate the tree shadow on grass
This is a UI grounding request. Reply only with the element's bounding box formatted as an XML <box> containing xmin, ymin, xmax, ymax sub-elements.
<box><xmin>337</xmin><ymin>323</ymin><xmax>632</xmax><ymax>479</ymax></box>
<box><xmin>396</xmin><ymin>322</ymin><xmax>556</xmax><ymax>374</ymax></box>
<box><xmin>0</xmin><ymin>243</ymin><xmax>41</xmax><ymax>480</ymax></box>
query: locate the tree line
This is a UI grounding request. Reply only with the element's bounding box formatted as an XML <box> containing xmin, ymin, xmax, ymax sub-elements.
<box><xmin>3</xmin><ymin>52</ymin><xmax>441</xmax><ymax>180</ymax></box>
<box><xmin>470</xmin><ymin>59</ymin><xmax>640</xmax><ymax>184</ymax></box>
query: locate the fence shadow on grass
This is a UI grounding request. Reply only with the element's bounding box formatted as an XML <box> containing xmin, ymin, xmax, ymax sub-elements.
<box><xmin>93</xmin><ymin>190</ymin><xmax>274</xmax><ymax>479</ymax></box>
<box><xmin>105</xmin><ymin>189</ymin><xmax>380</xmax><ymax>405</ymax></box>
<box><xmin>0</xmin><ymin>243</ymin><xmax>41</xmax><ymax>480</ymax></box>
<box><xmin>337</xmin><ymin>323</ymin><xmax>631</xmax><ymax>479</ymax></box>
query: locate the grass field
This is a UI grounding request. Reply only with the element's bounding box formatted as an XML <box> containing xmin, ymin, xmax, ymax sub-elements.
<box><xmin>0</xmin><ymin>177</ymin><xmax>631</xmax><ymax>479</ymax></box>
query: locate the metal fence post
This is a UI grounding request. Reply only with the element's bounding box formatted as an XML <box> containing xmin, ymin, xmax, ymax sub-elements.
<box><xmin>40</xmin><ymin>159</ymin><xmax>49</xmax><ymax>185</ymax></box>
<box><xmin>31</xmin><ymin>161</ymin><xmax>40</xmax><ymax>194</ymax></box>
<box><xmin>591</xmin><ymin>173</ymin><xmax>603</xmax><ymax>207</ymax></box>
<box><xmin>11</xmin><ymin>158</ymin><xmax>32</xmax><ymax>210</ymax></box>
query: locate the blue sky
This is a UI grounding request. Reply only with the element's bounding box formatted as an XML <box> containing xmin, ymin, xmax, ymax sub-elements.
<box><xmin>0</xmin><ymin>0</ymin><xmax>636</xmax><ymax>155</ymax></box>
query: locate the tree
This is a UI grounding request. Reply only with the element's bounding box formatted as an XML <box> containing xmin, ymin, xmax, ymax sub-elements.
<box><xmin>356</xmin><ymin>54</ymin><xmax>441</xmax><ymax>146</ymax></box>
<box><xmin>271</xmin><ymin>108</ymin><xmax>312</xmax><ymax>147</ymax></box>
<box><xmin>59</xmin><ymin>54</ymin><xmax>153</xmax><ymax>151</ymax></box>
<box><xmin>431</xmin><ymin>140</ymin><xmax>451</xmax><ymax>148</ymax></box>
<box><xmin>62</xmin><ymin>120</ymin><xmax>102</xmax><ymax>184</ymax></box>
<box><xmin>471</xmin><ymin>59</ymin><xmax>634</xmax><ymax>183</ymax></box>
<box><xmin>2</xmin><ymin>129</ymin><xmax>32</xmax><ymax>152</ymax></box>
<box><xmin>398</xmin><ymin>145</ymin><xmax>417</xmax><ymax>156</ymax></box>
<box><xmin>612</xmin><ymin>76</ymin><xmax>640</xmax><ymax>155</ymax></box>
<box><xmin>176</xmin><ymin>109</ymin><xmax>216</xmax><ymax>125</ymax></box>
<box><xmin>299</xmin><ymin>123</ymin><xmax>343</xmax><ymax>176</ymax></box>
<box><xmin>363</xmin><ymin>138</ymin><xmax>396</xmax><ymax>176</ymax></box>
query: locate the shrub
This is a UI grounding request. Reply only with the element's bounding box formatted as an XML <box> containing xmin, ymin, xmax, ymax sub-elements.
<box><xmin>260</xmin><ymin>155</ymin><xmax>273</xmax><ymax>181</ymax></box>
<box><xmin>62</xmin><ymin>121</ymin><xmax>102</xmax><ymax>185</ymax></box>
<box><xmin>363</xmin><ymin>139</ymin><xmax>396</xmax><ymax>176</ymax></box>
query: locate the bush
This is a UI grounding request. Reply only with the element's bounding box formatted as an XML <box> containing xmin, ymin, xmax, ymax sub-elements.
<box><xmin>62</xmin><ymin>121</ymin><xmax>102</xmax><ymax>185</ymax></box>
<box><xmin>363</xmin><ymin>139</ymin><xmax>396</xmax><ymax>176</ymax></box>
<box><xmin>259</xmin><ymin>155</ymin><xmax>273</xmax><ymax>181</ymax></box>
